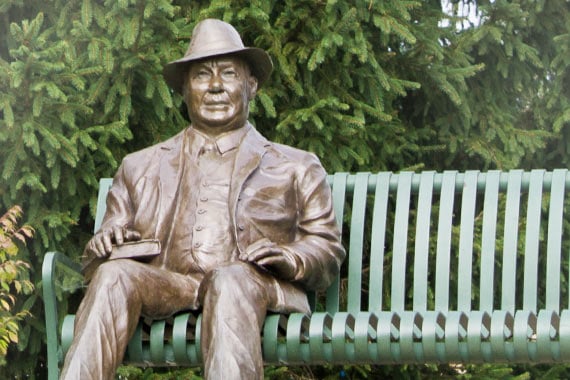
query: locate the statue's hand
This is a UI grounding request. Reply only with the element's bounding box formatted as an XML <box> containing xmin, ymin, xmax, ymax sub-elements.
<box><xmin>242</xmin><ymin>239</ymin><xmax>297</xmax><ymax>280</ymax></box>
<box><xmin>86</xmin><ymin>226</ymin><xmax>141</xmax><ymax>258</ymax></box>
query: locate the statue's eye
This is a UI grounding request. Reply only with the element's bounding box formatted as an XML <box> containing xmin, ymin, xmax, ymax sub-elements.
<box><xmin>195</xmin><ymin>69</ymin><xmax>210</xmax><ymax>79</ymax></box>
<box><xmin>222</xmin><ymin>69</ymin><xmax>237</xmax><ymax>78</ymax></box>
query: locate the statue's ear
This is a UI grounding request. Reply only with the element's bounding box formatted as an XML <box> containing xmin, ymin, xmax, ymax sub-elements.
<box><xmin>248</xmin><ymin>75</ymin><xmax>258</xmax><ymax>100</ymax></box>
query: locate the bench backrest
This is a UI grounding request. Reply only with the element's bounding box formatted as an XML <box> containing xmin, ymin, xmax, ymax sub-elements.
<box><xmin>95</xmin><ymin>170</ymin><xmax>570</xmax><ymax>316</ymax></box>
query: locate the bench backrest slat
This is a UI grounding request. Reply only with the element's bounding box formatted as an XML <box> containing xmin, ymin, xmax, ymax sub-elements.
<box><xmin>94</xmin><ymin>178</ymin><xmax>113</xmax><ymax>233</ymax></box>
<box><xmin>347</xmin><ymin>173</ymin><xmax>370</xmax><ymax>311</ymax></box>
<box><xmin>479</xmin><ymin>170</ymin><xmax>500</xmax><ymax>311</ymax></box>
<box><xmin>434</xmin><ymin>171</ymin><xmax>457</xmax><ymax>312</ymax></box>
<box><xmin>331</xmin><ymin>173</ymin><xmax>349</xmax><ymax>233</ymax></box>
<box><xmin>368</xmin><ymin>172</ymin><xmax>391</xmax><ymax>311</ymax></box>
<box><xmin>326</xmin><ymin>172</ymin><xmax>349</xmax><ymax>313</ymax></box>
<box><xmin>500</xmin><ymin>169</ymin><xmax>523</xmax><ymax>311</ymax></box>
<box><xmin>346</xmin><ymin>173</ymin><xmax>370</xmax><ymax>312</ymax></box>
<box><xmin>457</xmin><ymin>171</ymin><xmax>479</xmax><ymax>312</ymax></box>
<box><xmin>390</xmin><ymin>172</ymin><xmax>413</xmax><ymax>311</ymax></box>
<box><xmin>546</xmin><ymin>169</ymin><xmax>567</xmax><ymax>310</ymax></box>
<box><xmin>523</xmin><ymin>169</ymin><xmax>545</xmax><ymax>312</ymax></box>
<box><xmin>412</xmin><ymin>171</ymin><xmax>435</xmax><ymax>311</ymax></box>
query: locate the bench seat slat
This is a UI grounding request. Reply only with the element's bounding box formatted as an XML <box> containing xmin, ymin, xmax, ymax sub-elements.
<box><xmin>513</xmin><ymin>310</ymin><xmax>538</xmax><ymax>361</ymax></box>
<box><xmin>375</xmin><ymin>312</ymin><xmax>400</xmax><ymax>363</ymax></box>
<box><xmin>466</xmin><ymin>311</ymin><xmax>492</xmax><ymax>362</ymax></box>
<box><xmin>150</xmin><ymin>320</ymin><xmax>167</xmax><ymax>363</ymax></box>
<box><xmin>558</xmin><ymin>310</ymin><xmax>570</xmax><ymax>358</ymax></box>
<box><xmin>331</xmin><ymin>312</ymin><xmax>355</xmax><ymax>362</ymax></box>
<box><xmin>285</xmin><ymin>313</ymin><xmax>311</xmax><ymax>363</ymax></box>
<box><xmin>172</xmin><ymin>313</ymin><xmax>195</xmax><ymax>364</ymax></box>
<box><xmin>126</xmin><ymin>322</ymin><xmax>144</xmax><ymax>364</ymax></box>
<box><xmin>308</xmin><ymin>312</ymin><xmax>333</xmax><ymax>362</ymax></box>
<box><xmin>354</xmin><ymin>312</ymin><xmax>378</xmax><ymax>362</ymax></box>
<box><xmin>420</xmin><ymin>311</ymin><xmax>446</xmax><ymax>362</ymax></box>
<box><xmin>261</xmin><ymin>314</ymin><xmax>284</xmax><ymax>363</ymax></box>
<box><xmin>536</xmin><ymin>310</ymin><xmax>560</xmax><ymax>362</ymax></box>
<box><xmin>490</xmin><ymin>310</ymin><xmax>515</xmax><ymax>362</ymax></box>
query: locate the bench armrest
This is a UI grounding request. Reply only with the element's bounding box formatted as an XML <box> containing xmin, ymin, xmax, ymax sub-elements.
<box><xmin>42</xmin><ymin>252</ymin><xmax>82</xmax><ymax>380</ymax></box>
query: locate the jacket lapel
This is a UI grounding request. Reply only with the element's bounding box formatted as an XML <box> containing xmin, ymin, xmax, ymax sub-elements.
<box><xmin>229</xmin><ymin>125</ymin><xmax>270</xmax><ymax>230</ymax></box>
<box><xmin>155</xmin><ymin>130</ymin><xmax>187</xmax><ymax>239</ymax></box>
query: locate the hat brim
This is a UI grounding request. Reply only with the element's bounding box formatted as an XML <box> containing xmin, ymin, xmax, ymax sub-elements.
<box><xmin>162</xmin><ymin>47</ymin><xmax>273</xmax><ymax>94</ymax></box>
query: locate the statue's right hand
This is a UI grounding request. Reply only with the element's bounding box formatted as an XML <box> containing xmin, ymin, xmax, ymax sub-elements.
<box><xmin>86</xmin><ymin>226</ymin><xmax>141</xmax><ymax>258</ymax></box>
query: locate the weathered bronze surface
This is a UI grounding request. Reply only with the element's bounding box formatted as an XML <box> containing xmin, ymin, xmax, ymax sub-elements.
<box><xmin>61</xmin><ymin>19</ymin><xmax>345</xmax><ymax>380</ymax></box>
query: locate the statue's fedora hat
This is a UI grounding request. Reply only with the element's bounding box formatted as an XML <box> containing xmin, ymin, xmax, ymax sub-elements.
<box><xmin>163</xmin><ymin>19</ymin><xmax>273</xmax><ymax>94</ymax></box>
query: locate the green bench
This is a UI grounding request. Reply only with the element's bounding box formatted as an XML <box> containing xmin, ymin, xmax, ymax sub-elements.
<box><xmin>43</xmin><ymin>169</ymin><xmax>570</xmax><ymax>379</ymax></box>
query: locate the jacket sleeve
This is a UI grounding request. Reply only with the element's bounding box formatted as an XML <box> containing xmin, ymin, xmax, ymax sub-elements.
<box><xmin>81</xmin><ymin>160</ymin><xmax>135</xmax><ymax>277</ymax></box>
<box><xmin>281</xmin><ymin>156</ymin><xmax>346</xmax><ymax>291</ymax></box>
<box><xmin>98</xmin><ymin>161</ymin><xmax>135</xmax><ymax>233</ymax></box>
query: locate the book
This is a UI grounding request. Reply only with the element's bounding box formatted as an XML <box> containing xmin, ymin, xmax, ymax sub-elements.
<box><xmin>82</xmin><ymin>239</ymin><xmax>161</xmax><ymax>280</ymax></box>
<box><xmin>108</xmin><ymin>239</ymin><xmax>161</xmax><ymax>260</ymax></box>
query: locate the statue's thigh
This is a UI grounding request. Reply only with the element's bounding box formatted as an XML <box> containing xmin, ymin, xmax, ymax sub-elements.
<box><xmin>93</xmin><ymin>259</ymin><xmax>202</xmax><ymax>318</ymax></box>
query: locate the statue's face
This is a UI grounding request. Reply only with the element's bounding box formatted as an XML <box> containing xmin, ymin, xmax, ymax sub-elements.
<box><xmin>184</xmin><ymin>56</ymin><xmax>258</xmax><ymax>136</ymax></box>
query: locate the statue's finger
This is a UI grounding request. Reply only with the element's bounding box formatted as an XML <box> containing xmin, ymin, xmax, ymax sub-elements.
<box><xmin>102</xmin><ymin>231</ymin><xmax>114</xmax><ymax>254</ymax></box>
<box><xmin>113</xmin><ymin>226</ymin><xmax>124</xmax><ymax>245</ymax></box>
<box><xmin>124</xmin><ymin>229</ymin><xmax>141</xmax><ymax>241</ymax></box>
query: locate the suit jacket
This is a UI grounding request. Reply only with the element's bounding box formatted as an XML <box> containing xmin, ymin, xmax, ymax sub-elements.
<box><xmin>89</xmin><ymin>123</ymin><xmax>345</xmax><ymax>313</ymax></box>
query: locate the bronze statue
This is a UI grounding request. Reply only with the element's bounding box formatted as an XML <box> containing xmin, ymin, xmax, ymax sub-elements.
<box><xmin>61</xmin><ymin>19</ymin><xmax>345</xmax><ymax>380</ymax></box>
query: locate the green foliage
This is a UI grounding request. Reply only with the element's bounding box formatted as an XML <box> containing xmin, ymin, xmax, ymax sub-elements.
<box><xmin>1</xmin><ymin>0</ymin><xmax>569</xmax><ymax>378</ymax></box>
<box><xmin>0</xmin><ymin>206</ymin><xmax>34</xmax><ymax>366</ymax></box>
<box><xmin>116</xmin><ymin>365</ymin><xmax>203</xmax><ymax>379</ymax></box>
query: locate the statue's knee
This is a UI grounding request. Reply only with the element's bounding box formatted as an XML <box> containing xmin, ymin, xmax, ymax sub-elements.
<box><xmin>200</xmin><ymin>262</ymin><xmax>263</xmax><ymax>301</ymax></box>
<box><xmin>90</xmin><ymin>260</ymin><xmax>137</xmax><ymax>293</ymax></box>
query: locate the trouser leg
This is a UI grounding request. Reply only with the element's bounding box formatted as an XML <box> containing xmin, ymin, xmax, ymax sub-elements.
<box><xmin>199</xmin><ymin>261</ymin><xmax>279</xmax><ymax>380</ymax></box>
<box><xmin>60</xmin><ymin>260</ymin><xmax>200</xmax><ymax>380</ymax></box>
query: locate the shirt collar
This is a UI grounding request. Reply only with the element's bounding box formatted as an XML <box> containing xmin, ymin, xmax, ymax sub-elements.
<box><xmin>215</xmin><ymin>123</ymin><xmax>250</xmax><ymax>154</ymax></box>
<box><xmin>187</xmin><ymin>123</ymin><xmax>251</xmax><ymax>156</ymax></box>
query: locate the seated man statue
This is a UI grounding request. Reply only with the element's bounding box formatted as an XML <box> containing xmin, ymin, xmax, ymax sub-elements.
<box><xmin>61</xmin><ymin>18</ymin><xmax>345</xmax><ymax>380</ymax></box>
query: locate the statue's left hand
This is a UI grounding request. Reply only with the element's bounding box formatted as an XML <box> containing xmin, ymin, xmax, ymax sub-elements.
<box><xmin>86</xmin><ymin>226</ymin><xmax>141</xmax><ymax>258</ymax></box>
<box><xmin>242</xmin><ymin>239</ymin><xmax>297</xmax><ymax>280</ymax></box>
